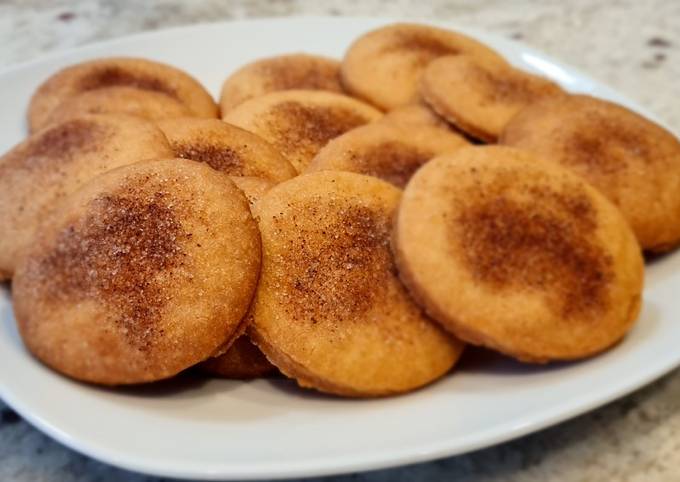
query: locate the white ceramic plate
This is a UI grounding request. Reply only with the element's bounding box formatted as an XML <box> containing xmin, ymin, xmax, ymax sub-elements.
<box><xmin>0</xmin><ymin>16</ymin><xmax>678</xmax><ymax>481</ymax></box>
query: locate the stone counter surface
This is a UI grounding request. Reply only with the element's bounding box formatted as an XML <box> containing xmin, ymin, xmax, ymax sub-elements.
<box><xmin>1</xmin><ymin>1</ymin><xmax>679</xmax><ymax>481</ymax></box>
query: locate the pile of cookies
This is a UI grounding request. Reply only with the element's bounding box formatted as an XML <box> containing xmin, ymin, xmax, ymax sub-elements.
<box><xmin>3</xmin><ymin>22</ymin><xmax>676</xmax><ymax>397</ymax></box>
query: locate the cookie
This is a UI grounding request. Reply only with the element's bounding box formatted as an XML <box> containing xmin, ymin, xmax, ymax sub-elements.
<box><xmin>12</xmin><ymin>159</ymin><xmax>261</xmax><ymax>385</ymax></box>
<box><xmin>0</xmin><ymin>114</ymin><xmax>173</xmax><ymax>280</ymax></box>
<box><xmin>420</xmin><ymin>55</ymin><xmax>564</xmax><ymax>142</ymax></box>
<box><xmin>341</xmin><ymin>23</ymin><xmax>505</xmax><ymax>110</ymax></box>
<box><xmin>250</xmin><ymin>170</ymin><xmax>464</xmax><ymax>397</ymax></box>
<box><xmin>223</xmin><ymin>90</ymin><xmax>382</xmax><ymax>173</ymax></box>
<box><xmin>500</xmin><ymin>94</ymin><xmax>680</xmax><ymax>251</ymax></box>
<box><xmin>306</xmin><ymin>122</ymin><xmax>468</xmax><ymax>187</ymax></box>
<box><xmin>220</xmin><ymin>53</ymin><xmax>344</xmax><ymax>113</ymax></box>
<box><xmin>393</xmin><ymin>146</ymin><xmax>644</xmax><ymax>363</ymax></box>
<box><xmin>44</xmin><ymin>86</ymin><xmax>193</xmax><ymax>126</ymax></box>
<box><xmin>28</xmin><ymin>57</ymin><xmax>218</xmax><ymax>132</ymax></box>
<box><xmin>157</xmin><ymin>118</ymin><xmax>297</xmax><ymax>183</ymax></box>
<box><xmin>199</xmin><ymin>175</ymin><xmax>277</xmax><ymax>379</ymax></box>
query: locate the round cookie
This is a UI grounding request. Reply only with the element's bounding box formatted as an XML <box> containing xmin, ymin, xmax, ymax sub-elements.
<box><xmin>12</xmin><ymin>159</ymin><xmax>261</xmax><ymax>385</ymax></box>
<box><xmin>157</xmin><ymin>118</ymin><xmax>297</xmax><ymax>183</ymax></box>
<box><xmin>421</xmin><ymin>55</ymin><xmax>564</xmax><ymax>142</ymax></box>
<box><xmin>44</xmin><ymin>86</ymin><xmax>194</xmax><ymax>126</ymax></box>
<box><xmin>250</xmin><ymin>171</ymin><xmax>464</xmax><ymax>397</ymax></box>
<box><xmin>220</xmin><ymin>53</ymin><xmax>344</xmax><ymax>113</ymax></box>
<box><xmin>28</xmin><ymin>57</ymin><xmax>218</xmax><ymax>132</ymax></box>
<box><xmin>393</xmin><ymin>146</ymin><xmax>644</xmax><ymax>363</ymax></box>
<box><xmin>341</xmin><ymin>23</ymin><xmax>505</xmax><ymax>110</ymax></box>
<box><xmin>199</xmin><ymin>175</ymin><xmax>277</xmax><ymax>379</ymax></box>
<box><xmin>222</xmin><ymin>90</ymin><xmax>382</xmax><ymax>173</ymax></box>
<box><xmin>306</xmin><ymin>122</ymin><xmax>468</xmax><ymax>188</ymax></box>
<box><xmin>0</xmin><ymin>114</ymin><xmax>173</xmax><ymax>280</ymax></box>
<box><xmin>500</xmin><ymin>94</ymin><xmax>680</xmax><ymax>252</ymax></box>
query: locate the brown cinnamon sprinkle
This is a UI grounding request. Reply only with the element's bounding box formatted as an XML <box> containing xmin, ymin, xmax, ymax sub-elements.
<box><xmin>79</xmin><ymin>66</ymin><xmax>177</xmax><ymax>99</ymax></box>
<box><xmin>455</xmin><ymin>184</ymin><xmax>612</xmax><ymax>318</ymax></box>
<box><xmin>257</xmin><ymin>58</ymin><xmax>342</xmax><ymax>92</ymax></box>
<box><xmin>562</xmin><ymin>114</ymin><xmax>652</xmax><ymax>174</ymax></box>
<box><xmin>387</xmin><ymin>32</ymin><xmax>459</xmax><ymax>65</ymax></box>
<box><xmin>474</xmin><ymin>65</ymin><xmax>551</xmax><ymax>104</ymax></box>
<box><xmin>268</xmin><ymin>101</ymin><xmax>369</xmax><ymax>159</ymax></box>
<box><xmin>10</xmin><ymin>119</ymin><xmax>107</xmax><ymax>170</ymax></box>
<box><xmin>272</xmin><ymin>200</ymin><xmax>392</xmax><ymax>324</ymax></box>
<box><xmin>349</xmin><ymin>141</ymin><xmax>431</xmax><ymax>188</ymax></box>
<box><xmin>172</xmin><ymin>142</ymin><xmax>244</xmax><ymax>174</ymax></box>
<box><xmin>33</xmin><ymin>187</ymin><xmax>188</xmax><ymax>350</ymax></box>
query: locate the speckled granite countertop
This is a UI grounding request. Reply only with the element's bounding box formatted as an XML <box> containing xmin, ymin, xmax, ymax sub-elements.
<box><xmin>1</xmin><ymin>1</ymin><xmax>679</xmax><ymax>481</ymax></box>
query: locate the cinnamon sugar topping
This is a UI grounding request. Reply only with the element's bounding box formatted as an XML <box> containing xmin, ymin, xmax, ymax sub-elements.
<box><xmin>351</xmin><ymin>141</ymin><xmax>431</xmax><ymax>187</ymax></box>
<box><xmin>258</xmin><ymin>59</ymin><xmax>341</xmax><ymax>91</ymax></box>
<box><xmin>34</xmin><ymin>188</ymin><xmax>188</xmax><ymax>350</ymax></box>
<box><xmin>456</xmin><ymin>184</ymin><xmax>612</xmax><ymax>318</ymax></box>
<box><xmin>14</xmin><ymin>119</ymin><xmax>108</xmax><ymax>169</ymax></box>
<box><xmin>268</xmin><ymin>102</ymin><xmax>369</xmax><ymax>159</ymax></box>
<box><xmin>388</xmin><ymin>33</ymin><xmax>459</xmax><ymax>65</ymax></box>
<box><xmin>173</xmin><ymin>142</ymin><xmax>243</xmax><ymax>174</ymax></box>
<box><xmin>564</xmin><ymin>116</ymin><xmax>652</xmax><ymax>173</ymax></box>
<box><xmin>272</xmin><ymin>200</ymin><xmax>392</xmax><ymax>323</ymax></box>
<box><xmin>474</xmin><ymin>66</ymin><xmax>546</xmax><ymax>103</ymax></box>
<box><xmin>79</xmin><ymin>66</ymin><xmax>177</xmax><ymax>98</ymax></box>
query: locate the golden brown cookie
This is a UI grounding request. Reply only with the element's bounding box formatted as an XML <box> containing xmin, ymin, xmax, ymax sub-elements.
<box><xmin>157</xmin><ymin>118</ymin><xmax>297</xmax><ymax>183</ymax></box>
<box><xmin>199</xmin><ymin>175</ymin><xmax>277</xmax><ymax>379</ymax></box>
<box><xmin>13</xmin><ymin>159</ymin><xmax>261</xmax><ymax>385</ymax></box>
<box><xmin>220</xmin><ymin>53</ymin><xmax>344</xmax><ymax>113</ymax></box>
<box><xmin>341</xmin><ymin>23</ymin><xmax>505</xmax><ymax>110</ymax></box>
<box><xmin>420</xmin><ymin>55</ymin><xmax>564</xmax><ymax>142</ymax></box>
<box><xmin>393</xmin><ymin>146</ymin><xmax>644</xmax><ymax>363</ymax></box>
<box><xmin>306</xmin><ymin>122</ymin><xmax>468</xmax><ymax>188</ymax></box>
<box><xmin>500</xmin><ymin>94</ymin><xmax>680</xmax><ymax>252</ymax></box>
<box><xmin>44</xmin><ymin>86</ymin><xmax>193</xmax><ymax>126</ymax></box>
<box><xmin>0</xmin><ymin>114</ymin><xmax>173</xmax><ymax>280</ymax></box>
<box><xmin>28</xmin><ymin>57</ymin><xmax>218</xmax><ymax>132</ymax></box>
<box><xmin>250</xmin><ymin>171</ymin><xmax>464</xmax><ymax>397</ymax></box>
<box><xmin>222</xmin><ymin>90</ymin><xmax>382</xmax><ymax>173</ymax></box>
